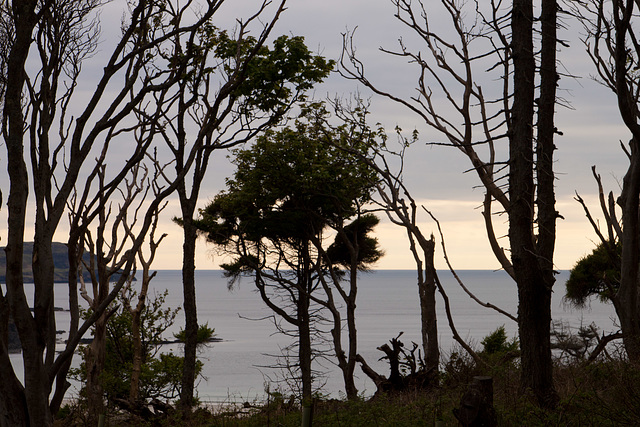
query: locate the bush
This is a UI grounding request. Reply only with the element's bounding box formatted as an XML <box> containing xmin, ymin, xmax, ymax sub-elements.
<box><xmin>480</xmin><ymin>325</ymin><xmax>518</xmax><ymax>356</ymax></box>
<box><xmin>71</xmin><ymin>290</ymin><xmax>204</xmax><ymax>405</ymax></box>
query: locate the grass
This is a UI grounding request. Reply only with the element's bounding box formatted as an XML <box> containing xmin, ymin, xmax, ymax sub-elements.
<box><xmin>56</xmin><ymin>329</ymin><xmax>640</xmax><ymax>426</ymax></box>
<box><xmin>56</xmin><ymin>353</ymin><xmax>640</xmax><ymax>426</ymax></box>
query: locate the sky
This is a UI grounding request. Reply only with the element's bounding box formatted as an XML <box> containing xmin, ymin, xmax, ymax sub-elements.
<box><xmin>195</xmin><ymin>0</ymin><xmax>631</xmax><ymax>272</ymax></box>
<box><xmin>2</xmin><ymin>0</ymin><xmax>633</xmax><ymax>272</ymax></box>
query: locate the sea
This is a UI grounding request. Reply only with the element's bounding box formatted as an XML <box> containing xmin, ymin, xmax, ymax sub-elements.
<box><xmin>10</xmin><ymin>269</ymin><xmax>617</xmax><ymax>404</ymax></box>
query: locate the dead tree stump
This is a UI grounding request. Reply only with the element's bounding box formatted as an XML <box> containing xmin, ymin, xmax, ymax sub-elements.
<box><xmin>453</xmin><ymin>376</ymin><xmax>497</xmax><ymax>426</ymax></box>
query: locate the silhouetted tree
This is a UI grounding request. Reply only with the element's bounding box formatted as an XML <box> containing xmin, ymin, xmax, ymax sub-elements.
<box><xmin>341</xmin><ymin>0</ymin><xmax>561</xmax><ymax>406</ymax></box>
<box><xmin>194</xmin><ymin>105</ymin><xmax>378</xmax><ymax>406</ymax></box>
<box><xmin>317</xmin><ymin>213</ymin><xmax>383</xmax><ymax>400</ymax></box>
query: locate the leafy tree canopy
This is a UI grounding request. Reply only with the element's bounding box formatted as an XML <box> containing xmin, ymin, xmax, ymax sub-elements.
<box><xmin>565</xmin><ymin>241</ymin><xmax>621</xmax><ymax>307</ymax></box>
<box><xmin>193</xmin><ymin>102</ymin><xmax>380</xmax><ymax>272</ymax></box>
<box><xmin>184</xmin><ymin>24</ymin><xmax>335</xmax><ymax>114</ymax></box>
<box><xmin>326</xmin><ymin>213</ymin><xmax>384</xmax><ymax>270</ymax></box>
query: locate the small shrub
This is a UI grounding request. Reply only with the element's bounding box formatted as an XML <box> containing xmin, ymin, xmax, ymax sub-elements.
<box><xmin>174</xmin><ymin>322</ymin><xmax>216</xmax><ymax>345</ymax></box>
<box><xmin>480</xmin><ymin>325</ymin><xmax>518</xmax><ymax>356</ymax></box>
<box><xmin>71</xmin><ymin>290</ymin><xmax>205</xmax><ymax>408</ymax></box>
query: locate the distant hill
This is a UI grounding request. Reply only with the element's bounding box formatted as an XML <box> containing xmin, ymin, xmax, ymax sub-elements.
<box><xmin>0</xmin><ymin>242</ymin><xmax>92</xmax><ymax>283</ymax></box>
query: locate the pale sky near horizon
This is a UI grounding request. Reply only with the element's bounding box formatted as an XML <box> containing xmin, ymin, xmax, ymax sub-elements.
<box><xmin>2</xmin><ymin>0</ymin><xmax>632</xmax><ymax>273</ymax></box>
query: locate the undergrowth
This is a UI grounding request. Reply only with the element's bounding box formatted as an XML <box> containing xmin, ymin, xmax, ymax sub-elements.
<box><xmin>55</xmin><ymin>328</ymin><xmax>640</xmax><ymax>426</ymax></box>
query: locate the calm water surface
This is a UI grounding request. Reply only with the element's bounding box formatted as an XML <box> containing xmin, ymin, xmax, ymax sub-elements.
<box><xmin>10</xmin><ymin>269</ymin><xmax>617</xmax><ymax>403</ymax></box>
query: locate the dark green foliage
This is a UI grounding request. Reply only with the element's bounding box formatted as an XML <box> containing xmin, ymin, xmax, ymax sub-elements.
<box><xmin>232</xmin><ymin>35</ymin><xmax>335</xmax><ymax>113</ymax></box>
<box><xmin>442</xmin><ymin>328</ymin><xmax>519</xmax><ymax>389</ymax></box>
<box><xmin>566</xmin><ymin>240</ymin><xmax>620</xmax><ymax>307</ymax></box>
<box><xmin>192</xmin><ymin>103</ymin><xmax>382</xmax><ymax>402</ymax></box>
<box><xmin>327</xmin><ymin>214</ymin><xmax>384</xmax><ymax>270</ymax></box>
<box><xmin>72</xmin><ymin>290</ymin><xmax>202</xmax><ymax>403</ymax></box>
<box><xmin>189</xmin><ymin>24</ymin><xmax>334</xmax><ymax>115</ymax></box>
<box><xmin>174</xmin><ymin>322</ymin><xmax>216</xmax><ymax>345</ymax></box>
<box><xmin>480</xmin><ymin>325</ymin><xmax>519</xmax><ymax>356</ymax></box>
<box><xmin>194</xmin><ymin>103</ymin><xmax>379</xmax><ymax>259</ymax></box>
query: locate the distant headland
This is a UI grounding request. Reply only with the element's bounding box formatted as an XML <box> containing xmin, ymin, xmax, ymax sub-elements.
<box><xmin>0</xmin><ymin>242</ymin><xmax>120</xmax><ymax>283</ymax></box>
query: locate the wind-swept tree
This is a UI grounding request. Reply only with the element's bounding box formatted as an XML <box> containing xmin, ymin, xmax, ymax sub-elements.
<box><xmin>193</xmin><ymin>105</ymin><xmax>379</xmax><ymax>406</ymax></box>
<box><xmin>341</xmin><ymin>0</ymin><xmax>561</xmax><ymax>406</ymax></box>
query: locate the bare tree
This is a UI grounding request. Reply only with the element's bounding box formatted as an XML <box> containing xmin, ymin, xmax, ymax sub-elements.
<box><xmin>310</xmin><ymin>100</ymin><xmax>445</xmax><ymax>393</ymax></box>
<box><xmin>572</xmin><ymin>0</ymin><xmax>640</xmax><ymax>362</ymax></box>
<box><xmin>69</xmin><ymin>159</ymin><xmax>170</xmax><ymax>423</ymax></box>
<box><xmin>76</xmin><ymin>167</ymin><xmax>141</xmax><ymax>424</ymax></box>
<box><xmin>326</xmin><ymin>97</ymin><xmax>517</xmax><ymax>390</ymax></box>
<box><xmin>341</xmin><ymin>0</ymin><xmax>562</xmax><ymax>406</ymax></box>
<box><xmin>123</xmin><ymin>178</ymin><xmax>168</xmax><ymax>406</ymax></box>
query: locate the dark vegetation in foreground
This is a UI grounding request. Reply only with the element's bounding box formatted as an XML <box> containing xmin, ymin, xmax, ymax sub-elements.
<box><xmin>54</xmin><ymin>332</ymin><xmax>640</xmax><ymax>426</ymax></box>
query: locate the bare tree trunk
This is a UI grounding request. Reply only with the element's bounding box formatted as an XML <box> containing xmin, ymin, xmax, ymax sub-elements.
<box><xmin>318</xmin><ymin>265</ymin><xmax>358</xmax><ymax>400</ymax></box>
<box><xmin>129</xmin><ymin>306</ymin><xmax>144</xmax><ymax>403</ymax></box>
<box><xmin>0</xmin><ymin>297</ymin><xmax>28</xmax><ymax>427</ymax></box>
<box><xmin>298</xmin><ymin>292</ymin><xmax>313</xmax><ymax>405</ymax></box>
<box><xmin>3</xmin><ymin>1</ymin><xmax>48</xmax><ymax>424</ymax></box>
<box><xmin>299</xmin><ymin>249</ymin><xmax>314</xmax><ymax>406</ymax></box>
<box><xmin>127</xmin><ymin>265</ymin><xmax>154</xmax><ymax>404</ymax></box>
<box><xmin>616</xmin><ymin>139</ymin><xmax>640</xmax><ymax>361</ymax></box>
<box><xmin>612</xmin><ymin>1</ymin><xmax>640</xmax><ymax>362</ymax></box>
<box><xmin>510</xmin><ymin>0</ymin><xmax>557</xmax><ymax>407</ymax></box>
<box><xmin>85</xmin><ymin>311</ymin><xmax>108</xmax><ymax>424</ymax></box>
<box><xmin>50</xmin><ymin>235</ymin><xmax>83</xmax><ymax>415</ymax></box>
<box><xmin>179</xmin><ymin>214</ymin><xmax>199</xmax><ymax>409</ymax></box>
<box><xmin>344</xmin><ymin>269</ymin><xmax>359</xmax><ymax>399</ymax></box>
<box><xmin>419</xmin><ymin>236</ymin><xmax>439</xmax><ymax>374</ymax></box>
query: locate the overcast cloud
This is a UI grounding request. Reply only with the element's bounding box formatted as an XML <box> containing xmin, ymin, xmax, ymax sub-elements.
<box><xmin>2</xmin><ymin>0</ymin><xmax>632</xmax><ymax>272</ymax></box>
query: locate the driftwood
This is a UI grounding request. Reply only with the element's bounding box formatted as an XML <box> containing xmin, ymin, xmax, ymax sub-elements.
<box><xmin>356</xmin><ymin>334</ymin><xmax>437</xmax><ymax>396</ymax></box>
<box><xmin>111</xmin><ymin>397</ymin><xmax>174</xmax><ymax>420</ymax></box>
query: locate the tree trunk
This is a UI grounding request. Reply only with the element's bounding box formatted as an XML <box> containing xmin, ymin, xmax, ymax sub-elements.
<box><xmin>515</xmin><ymin>269</ymin><xmax>555</xmax><ymax>404</ymax></box>
<box><xmin>130</xmin><ymin>264</ymin><xmax>153</xmax><ymax>403</ymax></box>
<box><xmin>419</xmin><ymin>236</ymin><xmax>439</xmax><ymax>375</ymax></box>
<box><xmin>298</xmin><ymin>288</ymin><xmax>313</xmax><ymax>405</ymax></box>
<box><xmin>85</xmin><ymin>311</ymin><xmax>108</xmax><ymax>425</ymax></box>
<box><xmin>612</xmin><ymin>0</ymin><xmax>640</xmax><ymax>362</ymax></box>
<box><xmin>179</xmin><ymin>214</ymin><xmax>199</xmax><ymax>409</ymax></box>
<box><xmin>344</xmin><ymin>277</ymin><xmax>358</xmax><ymax>400</ymax></box>
<box><xmin>129</xmin><ymin>308</ymin><xmax>144</xmax><ymax>403</ymax></box>
<box><xmin>0</xmin><ymin>299</ymin><xmax>28</xmax><ymax>426</ymax></box>
<box><xmin>299</xmin><ymin>250</ymin><xmax>314</xmax><ymax>406</ymax></box>
<box><xmin>50</xmin><ymin>236</ymin><xmax>83</xmax><ymax>415</ymax></box>
<box><xmin>615</xmin><ymin>138</ymin><xmax>640</xmax><ymax>361</ymax></box>
<box><xmin>510</xmin><ymin>0</ymin><xmax>558</xmax><ymax>407</ymax></box>
<box><xmin>322</xmin><ymin>267</ymin><xmax>358</xmax><ymax>400</ymax></box>
<box><xmin>2</xmin><ymin>1</ymin><xmax>48</xmax><ymax>424</ymax></box>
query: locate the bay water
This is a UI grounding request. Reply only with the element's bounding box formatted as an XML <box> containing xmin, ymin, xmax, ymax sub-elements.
<box><xmin>10</xmin><ymin>269</ymin><xmax>617</xmax><ymax>404</ymax></box>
